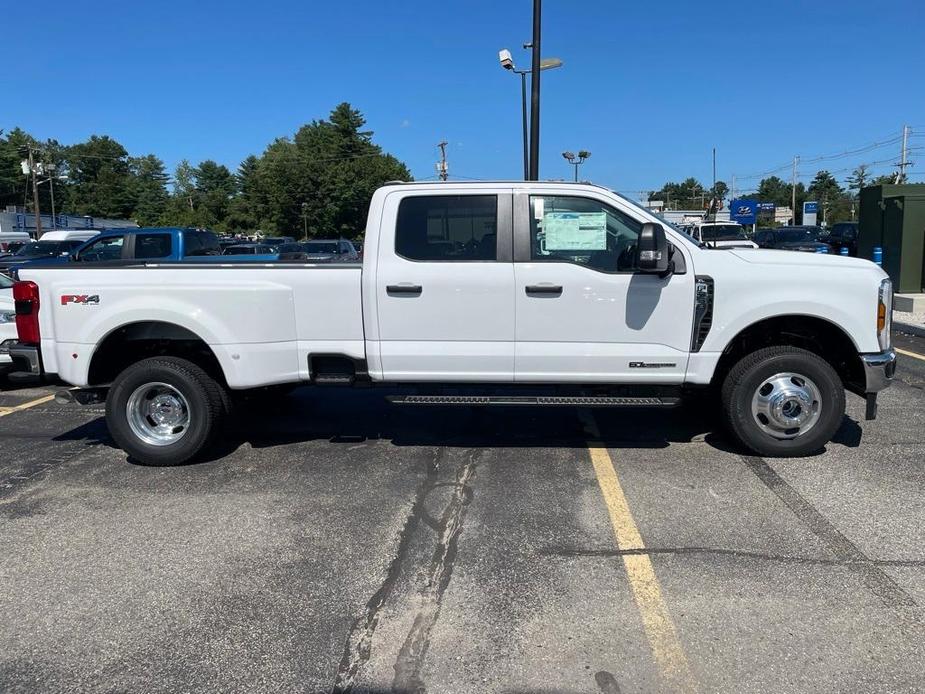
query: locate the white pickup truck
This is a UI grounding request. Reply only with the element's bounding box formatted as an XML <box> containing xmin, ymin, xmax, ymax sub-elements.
<box><xmin>9</xmin><ymin>182</ymin><xmax>896</xmax><ymax>465</ymax></box>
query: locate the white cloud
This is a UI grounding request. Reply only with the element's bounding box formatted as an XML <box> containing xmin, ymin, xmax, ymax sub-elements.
<box><xmin>400</xmin><ymin>119</ymin><xmax>411</xmax><ymax>128</ymax></box>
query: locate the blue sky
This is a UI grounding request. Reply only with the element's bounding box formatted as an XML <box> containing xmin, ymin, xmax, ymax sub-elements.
<box><xmin>4</xmin><ymin>0</ymin><xmax>924</xmax><ymax>197</ymax></box>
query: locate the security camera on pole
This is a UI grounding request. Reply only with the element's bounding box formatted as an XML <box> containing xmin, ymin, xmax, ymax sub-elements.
<box><xmin>498</xmin><ymin>47</ymin><xmax>562</xmax><ymax>180</ymax></box>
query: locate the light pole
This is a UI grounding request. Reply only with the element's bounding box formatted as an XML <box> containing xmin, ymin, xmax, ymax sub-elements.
<box><xmin>300</xmin><ymin>202</ymin><xmax>308</xmax><ymax>240</ymax></box>
<box><xmin>499</xmin><ymin>49</ymin><xmax>562</xmax><ymax>180</ymax></box>
<box><xmin>562</xmin><ymin>150</ymin><xmax>590</xmax><ymax>182</ymax></box>
<box><xmin>529</xmin><ymin>0</ymin><xmax>542</xmax><ymax>180</ymax></box>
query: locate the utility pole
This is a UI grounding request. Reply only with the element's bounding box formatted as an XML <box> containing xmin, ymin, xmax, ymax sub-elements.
<box><xmin>897</xmin><ymin>124</ymin><xmax>910</xmax><ymax>183</ymax></box>
<box><xmin>791</xmin><ymin>155</ymin><xmax>799</xmax><ymax>224</ymax></box>
<box><xmin>711</xmin><ymin>147</ymin><xmax>717</xmax><ymax>222</ymax></box>
<box><xmin>528</xmin><ymin>0</ymin><xmax>542</xmax><ymax>180</ymax></box>
<box><xmin>436</xmin><ymin>140</ymin><xmax>449</xmax><ymax>181</ymax></box>
<box><xmin>731</xmin><ymin>174</ymin><xmax>736</xmax><ymax>201</ymax></box>
<box><xmin>27</xmin><ymin>146</ymin><xmax>43</xmax><ymax>238</ymax></box>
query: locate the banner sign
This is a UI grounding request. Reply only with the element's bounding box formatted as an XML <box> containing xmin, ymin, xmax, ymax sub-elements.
<box><xmin>729</xmin><ymin>199</ymin><xmax>758</xmax><ymax>225</ymax></box>
<box><xmin>803</xmin><ymin>201</ymin><xmax>818</xmax><ymax>226</ymax></box>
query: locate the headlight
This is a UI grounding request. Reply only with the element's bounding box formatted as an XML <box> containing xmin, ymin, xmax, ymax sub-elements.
<box><xmin>878</xmin><ymin>278</ymin><xmax>893</xmax><ymax>351</ymax></box>
<box><xmin>0</xmin><ymin>310</ymin><xmax>15</xmax><ymax>324</ymax></box>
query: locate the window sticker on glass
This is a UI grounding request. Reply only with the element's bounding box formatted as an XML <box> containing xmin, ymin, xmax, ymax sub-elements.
<box><xmin>544</xmin><ymin>211</ymin><xmax>607</xmax><ymax>251</ymax></box>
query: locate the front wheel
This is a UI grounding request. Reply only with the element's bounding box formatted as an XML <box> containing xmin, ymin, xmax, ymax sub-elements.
<box><xmin>106</xmin><ymin>357</ymin><xmax>227</xmax><ymax>466</ymax></box>
<box><xmin>721</xmin><ymin>346</ymin><xmax>845</xmax><ymax>457</ymax></box>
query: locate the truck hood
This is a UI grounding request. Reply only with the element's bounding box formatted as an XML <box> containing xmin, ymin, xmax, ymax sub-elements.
<box><xmin>728</xmin><ymin>247</ymin><xmax>879</xmax><ymax>271</ymax></box>
<box><xmin>706</xmin><ymin>240</ymin><xmax>759</xmax><ymax>249</ymax></box>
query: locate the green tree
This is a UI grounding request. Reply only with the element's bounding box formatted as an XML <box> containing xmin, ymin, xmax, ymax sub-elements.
<box><xmin>807</xmin><ymin>170</ymin><xmax>850</xmax><ymax>225</ymax></box>
<box><xmin>0</xmin><ymin>128</ymin><xmax>34</xmax><ymax>210</ymax></box>
<box><xmin>64</xmin><ymin>135</ymin><xmax>135</xmax><ymax>218</ymax></box>
<box><xmin>129</xmin><ymin>154</ymin><xmax>169</xmax><ymax>225</ymax></box>
<box><xmin>649</xmin><ymin>177</ymin><xmax>707</xmax><ymax>210</ymax></box>
<box><xmin>194</xmin><ymin>160</ymin><xmax>236</xmax><ymax>227</ymax></box>
<box><xmin>252</xmin><ymin>102</ymin><xmax>411</xmax><ymax>238</ymax></box>
<box><xmin>846</xmin><ymin>164</ymin><xmax>869</xmax><ymax>196</ymax></box>
<box><xmin>871</xmin><ymin>173</ymin><xmax>897</xmax><ymax>185</ymax></box>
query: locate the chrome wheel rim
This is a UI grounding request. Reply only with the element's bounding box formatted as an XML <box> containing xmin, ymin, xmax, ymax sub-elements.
<box><xmin>750</xmin><ymin>372</ymin><xmax>822</xmax><ymax>440</ymax></box>
<box><xmin>126</xmin><ymin>382</ymin><xmax>191</xmax><ymax>446</ymax></box>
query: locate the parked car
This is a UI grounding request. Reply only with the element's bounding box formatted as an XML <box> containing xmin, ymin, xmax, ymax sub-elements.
<box><xmin>222</xmin><ymin>243</ymin><xmax>278</xmax><ymax>257</ymax></box>
<box><xmin>6</xmin><ymin>228</ymin><xmax>225</xmax><ymax>277</ymax></box>
<box><xmin>0</xmin><ymin>231</ymin><xmax>31</xmax><ymax>257</ymax></box>
<box><xmin>753</xmin><ymin>226</ymin><xmax>830</xmax><ymax>253</ymax></box>
<box><xmin>0</xmin><ymin>274</ymin><xmax>15</xmax><ymax>371</ymax></box>
<box><xmin>823</xmin><ymin>222</ymin><xmax>859</xmax><ymax>256</ymax></box>
<box><xmin>0</xmin><ymin>238</ymin><xmax>91</xmax><ymax>275</ymax></box>
<box><xmin>687</xmin><ymin>222</ymin><xmax>758</xmax><ymax>249</ymax></box>
<box><xmin>277</xmin><ymin>239</ymin><xmax>360</xmax><ymax>262</ymax></box>
<box><xmin>259</xmin><ymin>236</ymin><xmax>295</xmax><ymax>248</ymax></box>
<box><xmin>8</xmin><ymin>181</ymin><xmax>895</xmax><ymax>466</ymax></box>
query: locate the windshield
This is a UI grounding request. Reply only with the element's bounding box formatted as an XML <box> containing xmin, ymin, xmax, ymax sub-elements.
<box><xmin>700</xmin><ymin>225</ymin><xmax>748</xmax><ymax>241</ymax></box>
<box><xmin>14</xmin><ymin>241</ymin><xmax>67</xmax><ymax>257</ymax></box>
<box><xmin>829</xmin><ymin>224</ymin><xmax>856</xmax><ymax>240</ymax></box>
<box><xmin>303</xmin><ymin>242</ymin><xmax>339</xmax><ymax>253</ymax></box>
<box><xmin>777</xmin><ymin>228</ymin><xmax>820</xmax><ymax>243</ymax></box>
<box><xmin>223</xmin><ymin>246</ymin><xmax>255</xmax><ymax>255</ymax></box>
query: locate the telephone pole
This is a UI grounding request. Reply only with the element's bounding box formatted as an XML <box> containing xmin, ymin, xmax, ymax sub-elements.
<box><xmin>897</xmin><ymin>125</ymin><xmax>910</xmax><ymax>183</ymax></box>
<box><xmin>791</xmin><ymin>155</ymin><xmax>799</xmax><ymax>224</ymax></box>
<box><xmin>436</xmin><ymin>140</ymin><xmax>448</xmax><ymax>181</ymax></box>
<box><xmin>27</xmin><ymin>146</ymin><xmax>43</xmax><ymax>238</ymax></box>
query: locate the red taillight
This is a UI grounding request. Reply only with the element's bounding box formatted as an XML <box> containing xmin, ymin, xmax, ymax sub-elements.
<box><xmin>13</xmin><ymin>280</ymin><xmax>41</xmax><ymax>345</ymax></box>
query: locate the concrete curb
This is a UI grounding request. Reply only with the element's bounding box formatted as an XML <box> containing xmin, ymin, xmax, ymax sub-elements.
<box><xmin>895</xmin><ymin>320</ymin><xmax>925</xmax><ymax>339</ymax></box>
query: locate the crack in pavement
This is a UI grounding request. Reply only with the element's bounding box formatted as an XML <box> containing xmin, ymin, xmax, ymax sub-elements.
<box><xmin>391</xmin><ymin>450</ymin><xmax>479</xmax><ymax>694</ymax></box>
<box><xmin>331</xmin><ymin>448</ymin><xmax>479</xmax><ymax>694</ymax></box>
<box><xmin>739</xmin><ymin>455</ymin><xmax>922</xmax><ymax>634</ymax></box>
<box><xmin>329</xmin><ymin>449</ymin><xmax>443</xmax><ymax>694</ymax></box>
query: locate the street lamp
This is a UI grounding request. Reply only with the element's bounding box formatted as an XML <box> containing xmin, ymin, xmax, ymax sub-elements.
<box><xmin>562</xmin><ymin>150</ymin><xmax>591</xmax><ymax>182</ymax></box>
<box><xmin>499</xmin><ymin>48</ymin><xmax>562</xmax><ymax>180</ymax></box>
<box><xmin>300</xmin><ymin>202</ymin><xmax>308</xmax><ymax>240</ymax></box>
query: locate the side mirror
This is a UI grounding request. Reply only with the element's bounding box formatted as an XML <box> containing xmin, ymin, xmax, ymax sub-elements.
<box><xmin>638</xmin><ymin>222</ymin><xmax>670</xmax><ymax>275</ymax></box>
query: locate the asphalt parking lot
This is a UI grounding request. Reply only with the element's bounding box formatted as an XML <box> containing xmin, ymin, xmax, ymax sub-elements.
<box><xmin>2</xmin><ymin>334</ymin><xmax>924</xmax><ymax>694</ymax></box>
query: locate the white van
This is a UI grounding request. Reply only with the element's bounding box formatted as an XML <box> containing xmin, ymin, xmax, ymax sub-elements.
<box><xmin>39</xmin><ymin>229</ymin><xmax>100</xmax><ymax>243</ymax></box>
<box><xmin>0</xmin><ymin>231</ymin><xmax>32</xmax><ymax>255</ymax></box>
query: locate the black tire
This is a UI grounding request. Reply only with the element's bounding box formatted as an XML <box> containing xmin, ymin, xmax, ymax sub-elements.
<box><xmin>721</xmin><ymin>346</ymin><xmax>845</xmax><ymax>457</ymax></box>
<box><xmin>106</xmin><ymin>357</ymin><xmax>227</xmax><ymax>466</ymax></box>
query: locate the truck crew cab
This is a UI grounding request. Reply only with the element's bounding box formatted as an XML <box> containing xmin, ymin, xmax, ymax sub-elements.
<box><xmin>9</xmin><ymin>182</ymin><xmax>896</xmax><ymax>465</ymax></box>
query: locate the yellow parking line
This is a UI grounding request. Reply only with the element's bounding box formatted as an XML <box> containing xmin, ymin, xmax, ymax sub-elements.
<box><xmin>582</xmin><ymin>412</ymin><xmax>697</xmax><ymax>693</ymax></box>
<box><xmin>0</xmin><ymin>394</ymin><xmax>55</xmax><ymax>418</ymax></box>
<box><xmin>896</xmin><ymin>347</ymin><xmax>925</xmax><ymax>362</ymax></box>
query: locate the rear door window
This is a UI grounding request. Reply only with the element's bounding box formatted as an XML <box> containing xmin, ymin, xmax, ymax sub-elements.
<box><xmin>134</xmin><ymin>234</ymin><xmax>173</xmax><ymax>259</ymax></box>
<box><xmin>395</xmin><ymin>195</ymin><xmax>498</xmax><ymax>261</ymax></box>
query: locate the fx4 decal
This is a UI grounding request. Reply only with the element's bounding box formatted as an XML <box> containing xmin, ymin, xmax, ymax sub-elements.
<box><xmin>61</xmin><ymin>294</ymin><xmax>100</xmax><ymax>306</ymax></box>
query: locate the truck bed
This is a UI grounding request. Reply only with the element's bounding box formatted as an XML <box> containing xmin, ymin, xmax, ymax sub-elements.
<box><xmin>20</xmin><ymin>263</ymin><xmax>364</xmax><ymax>388</ymax></box>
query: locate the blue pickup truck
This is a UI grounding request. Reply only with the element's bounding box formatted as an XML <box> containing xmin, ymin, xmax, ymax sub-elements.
<box><xmin>8</xmin><ymin>227</ymin><xmax>278</xmax><ymax>276</ymax></box>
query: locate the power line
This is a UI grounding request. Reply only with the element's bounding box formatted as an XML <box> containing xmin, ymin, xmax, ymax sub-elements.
<box><xmin>735</xmin><ymin>130</ymin><xmax>905</xmax><ymax>181</ymax></box>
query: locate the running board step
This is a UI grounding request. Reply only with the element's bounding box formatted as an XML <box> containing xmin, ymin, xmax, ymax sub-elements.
<box><xmin>388</xmin><ymin>395</ymin><xmax>682</xmax><ymax>407</ymax></box>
